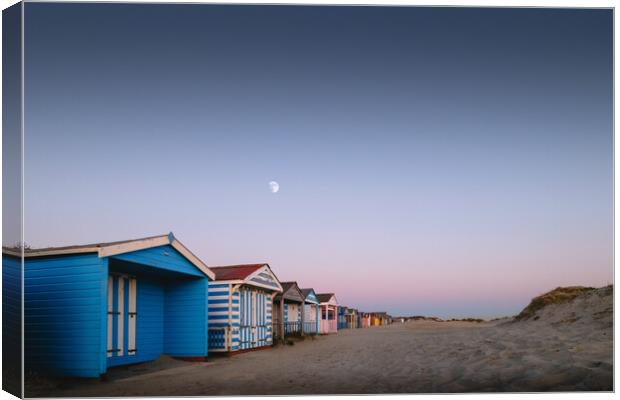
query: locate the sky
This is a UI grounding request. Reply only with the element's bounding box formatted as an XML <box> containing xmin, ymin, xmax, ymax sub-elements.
<box><xmin>21</xmin><ymin>4</ymin><xmax>612</xmax><ymax>318</ymax></box>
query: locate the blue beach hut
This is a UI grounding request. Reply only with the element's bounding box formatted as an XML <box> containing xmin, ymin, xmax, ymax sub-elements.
<box><xmin>207</xmin><ymin>264</ymin><xmax>283</xmax><ymax>353</ymax></box>
<box><xmin>2</xmin><ymin>233</ymin><xmax>214</xmax><ymax>378</ymax></box>
<box><xmin>338</xmin><ymin>306</ymin><xmax>348</xmax><ymax>330</ymax></box>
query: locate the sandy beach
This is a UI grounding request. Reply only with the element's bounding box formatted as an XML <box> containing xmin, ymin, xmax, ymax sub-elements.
<box><xmin>26</xmin><ymin>286</ymin><xmax>612</xmax><ymax>396</ymax></box>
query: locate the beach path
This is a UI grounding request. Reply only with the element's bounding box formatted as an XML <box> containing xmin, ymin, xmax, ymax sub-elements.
<box><xmin>27</xmin><ymin>312</ymin><xmax>612</xmax><ymax>396</ymax></box>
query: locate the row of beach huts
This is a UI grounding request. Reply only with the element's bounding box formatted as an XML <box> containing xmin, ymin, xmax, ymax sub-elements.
<box><xmin>2</xmin><ymin>233</ymin><xmax>392</xmax><ymax>379</ymax></box>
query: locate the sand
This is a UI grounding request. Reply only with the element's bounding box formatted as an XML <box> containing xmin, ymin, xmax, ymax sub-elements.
<box><xmin>26</xmin><ymin>286</ymin><xmax>612</xmax><ymax>396</ymax></box>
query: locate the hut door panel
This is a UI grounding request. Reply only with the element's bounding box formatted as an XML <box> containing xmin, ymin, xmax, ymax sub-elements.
<box><xmin>239</xmin><ymin>288</ymin><xmax>249</xmax><ymax>350</ymax></box>
<box><xmin>107</xmin><ymin>274</ymin><xmax>136</xmax><ymax>359</ymax></box>
<box><xmin>251</xmin><ymin>291</ymin><xmax>257</xmax><ymax>347</ymax></box>
<box><xmin>117</xmin><ymin>277</ymin><xmax>125</xmax><ymax>356</ymax></box>
<box><xmin>107</xmin><ymin>276</ymin><xmax>114</xmax><ymax>357</ymax></box>
<box><xmin>257</xmin><ymin>292</ymin><xmax>266</xmax><ymax>346</ymax></box>
<box><xmin>128</xmin><ymin>278</ymin><xmax>137</xmax><ymax>355</ymax></box>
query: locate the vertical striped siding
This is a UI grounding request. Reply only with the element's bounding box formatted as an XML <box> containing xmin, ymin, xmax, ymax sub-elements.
<box><xmin>208</xmin><ymin>283</ymin><xmax>274</xmax><ymax>352</ymax></box>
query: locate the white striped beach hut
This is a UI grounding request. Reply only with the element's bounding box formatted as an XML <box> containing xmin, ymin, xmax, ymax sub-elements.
<box><xmin>208</xmin><ymin>264</ymin><xmax>283</xmax><ymax>353</ymax></box>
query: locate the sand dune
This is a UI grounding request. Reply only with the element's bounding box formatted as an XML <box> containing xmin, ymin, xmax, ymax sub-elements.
<box><xmin>27</xmin><ymin>286</ymin><xmax>613</xmax><ymax>396</ymax></box>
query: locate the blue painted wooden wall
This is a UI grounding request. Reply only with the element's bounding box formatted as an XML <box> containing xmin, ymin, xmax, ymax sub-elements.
<box><xmin>24</xmin><ymin>253</ymin><xmax>108</xmax><ymax>377</ymax></box>
<box><xmin>21</xmin><ymin>244</ymin><xmax>210</xmax><ymax>378</ymax></box>
<box><xmin>106</xmin><ymin>275</ymin><xmax>165</xmax><ymax>368</ymax></box>
<box><xmin>112</xmin><ymin>245</ymin><xmax>205</xmax><ymax>278</ymax></box>
<box><xmin>164</xmin><ymin>278</ymin><xmax>209</xmax><ymax>357</ymax></box>
<box><xmin>3</xmin><ymin>254</ymin><xmax>23</xmax><ymax>393</ymax></box>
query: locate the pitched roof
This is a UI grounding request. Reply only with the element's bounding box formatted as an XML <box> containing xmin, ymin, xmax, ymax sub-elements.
<box><xmin>3</xmin><ymin>233</ymin><xmax>168</xmax><ymax>257</ymax></box>
<box><xmin>300</xmin><ymin>288</ymin><xmax>315</xmax><ymax>297</ymax></box>
<box><xmin>209</xmin><ymin>264</ymin><xmax>266</xmax><ymax>281</ymax></box>
<box><xmin>299</xmin><ymin>288</ymin><xmax>318</xmax><ymax>304</ymax></box>
<box><xmin>316</xmin><ymin>293</ymin><xmax>336</xmax><ymax>303</ymax></box>
<box><xmin>274</xmin><ymin>281</ymin><xmax>305</xmax><ymax>303</ymax></box>
<box><xmin>2</xmin><ymin>233</ymin><xmax>215</xmax><ymax>280</ymax></box>
<box><xmin>280</xmin><ymin>281</ymin><xmax>299</xmax><ymax>292</ymax></box>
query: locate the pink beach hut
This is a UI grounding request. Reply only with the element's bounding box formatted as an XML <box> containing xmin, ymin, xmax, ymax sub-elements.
<box><xmin>316</xmin><ymin>293</ymin><xmax>338</xmax><ymax>334</ymax></box>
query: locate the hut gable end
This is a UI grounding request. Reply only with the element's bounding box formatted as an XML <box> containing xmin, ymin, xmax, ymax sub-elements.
<box><xmin>301</xmin><ymin>288</ymin><xmax>319</xmax><ymax>304</ymax></box>
<box><xmin>277</xmin><ymin>282</ymin><xmax>305</xmax><ymax>303</ymax></box>
<box><xmin>248</xmin><ymin>269</ymin><xmax>281</xmax><ymax>291</ymax></box>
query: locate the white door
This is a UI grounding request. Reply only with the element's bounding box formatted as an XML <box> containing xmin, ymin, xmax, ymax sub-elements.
<box><xmin>251</xmin><ymin>291</ymin><xmax>257</xmax><ymax>345</ymax></box>
<box><xmin>117</xmin><ymin>276</ymin><xmax>125</xmax><ymax>356</ymax></box>
<box><xmin>128</xmin><ymin>277</ymin><xmax>137</xmax><ymax>355</ymax></box>
<box><xmin>107</xmin><ymin>276</ymin><xmax>114</xmax><ymax>357</ymax></box>
<box><xmin>106</xmin><ymin>274</ymin><xmax>138</xmax><ymax>358</ymax></box>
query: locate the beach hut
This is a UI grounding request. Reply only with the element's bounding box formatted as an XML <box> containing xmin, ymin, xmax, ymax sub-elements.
<box><xmin>346</xmin><ymin>308</ymin><xmax>359</xmax><ymax>329</ymax></box>
<box><xmin>370</xmin><ymin>312</ymin><xmax>390</xmax><ymax>326</ymax></box>
<box><xmin>300</xmin><ymin>288</ymin><xmax>319</xmax><ymax>335</ymax></box>
<box><xmin>338</xmin><ymin>306</ymin><xmax>348</xmax><ymax>330</ymax></box>
<box><xmin>273</xmin><ymin>281</ymin><xmax>306</xmax><ymax>339</ymax></box>
<box><xmin>207</xmin><ymin>264</ymin><xmax>283</xmax><ymax>353</ymax></box>
<box><xmin>355</xmin><ymin>310</ymin><xmax>363</xmax><ymax>328</ymax></box>
<box><xmin>2</xmin><ymin>233</ymin><xmax>214</xmax><ymax>378</ymax></box>
<box><xmin>361</xmin><ymin>312</ymin><xmax>371</xmax><ymax>328</ymax></box>
<box><xmin>317</xmin><ymin>293</ymin><xmax>338</xmax><ymax>334</ymax></box>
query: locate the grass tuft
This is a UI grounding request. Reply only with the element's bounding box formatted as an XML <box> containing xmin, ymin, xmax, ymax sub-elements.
<box><xmin>515</xmin><ymin>286</ymin><xmax>596</xmax><ymax>321</ymax></box>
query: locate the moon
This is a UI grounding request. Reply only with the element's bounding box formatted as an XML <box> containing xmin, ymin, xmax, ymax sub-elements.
<box><xmin>269</xmin><ymin>181</ymin><xmax>280</xmax><ymax>193</ymax></box>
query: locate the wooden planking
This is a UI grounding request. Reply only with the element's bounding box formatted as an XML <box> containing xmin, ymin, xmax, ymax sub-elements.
<box><xmin>128</xmin><ymin>278</ymin><xmax>137</xmax><ymax>355</ymax></box>
<box><xmin>107</xmin><ymin>276</ymin><xmax>164</xmax><ymax>368</ymax></box>
<box><xmin>24</xmin><ymin>253</ymin><xmax>106</xmax><ymax>378</ymax></box>
<box><xmin>117</xmin><ymin>277</ymin><xmax>125</xmax><ymax>356</ymax></box>
<box><xmin>208</xmin><ymin>282</ymin><xmax>273</xmax><ymax>352</ymax></box>
<box><xmin>164</xmin><ymin>278</ymin><xmax>208</xmax><ymax>357</ymax></box>
<box><xmin>2</xmin><ymin>254</ymin><xmax>22</xmax><ymax>395</ymax></box>
<box><xmin>111</xmin><ymin>245</ymin><xmax>204</xmax><ymax>278</ymax></box>
<box><xmin>106</xmin><ymin>276</ymin><xmax>113</xmax><ymax>357</ymax></box>
<box><xmin>23</xmin><ymin>246</ymin><xmax>212</xmax><ymax>377</ymax></box>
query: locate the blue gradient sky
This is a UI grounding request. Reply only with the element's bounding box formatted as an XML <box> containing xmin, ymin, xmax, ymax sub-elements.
<box><xmin>24</xmin><ymin>5</ymin><xmax>612</xmax><ymax>318</ymax></box>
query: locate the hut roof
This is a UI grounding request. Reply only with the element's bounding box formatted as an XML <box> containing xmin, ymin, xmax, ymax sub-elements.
<box><xmin>280</xmin><ymin>281</ymin><xmax>298</xmax><ymax>292</ymax></box>
<box><xmin>2</xmin><ymin>232</ymin><xmax>214</xmax><ymax>280</ymax></box>
<box><xmin>209</xmin><ymin>263</ymin><xmax>283</xmax><ymax>292</ymax></box>
<box><xmin>274</xmin><ymin>281</ymin><xmax>305</xmax><ymax>303</ymax></box>
<box><xmin>209</xmin><ymin>264</ymin><xmax>266</xmax><ymax>280</ymax></box>
<box><xmin>300</xmin><ymin>288</ymin><xmax>319</xmax><ymax>304</ymax></box>
<box><xmin>316</xmin><ymin>293</ymin><xmax>335</xmax><ymax>303</ymax></box>
<box><xmin>316</xmin><ymin>293</ymin><xmax>339</xmax><ymax>306</ymax></box>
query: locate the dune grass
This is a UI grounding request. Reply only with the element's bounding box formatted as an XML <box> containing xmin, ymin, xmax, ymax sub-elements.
<box><xmin>515</xmin><ymin>286</ymin><xmax>597</xmax><ymax>321</ymax></box>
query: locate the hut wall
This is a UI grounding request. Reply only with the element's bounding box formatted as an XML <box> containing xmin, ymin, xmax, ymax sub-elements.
<box><xmin>238</xmin><ymin>286</ymin><xmax>272</xmax><ymax>350</ymax></box>
<box><xmin>3</xmin><ymin>254</ymin><xmax>22</xmax><ymax>394</ymax></box>
<box><xmin>286</xmin><ymin>303</ymin><xmax>300</xmax><ymax>322</ymax></box>
<box><xmin>304</xmin><ymin>304</ymin><xmax>317</xmax><ymax>322</ymax></box>
<box><xmin>24</xmin><ymin>253</ymin><xmax>108</xmax><ymax>377</ymax></box>
<box><xmin>208</xmin><ymin>283</ymin><xmax>273</xmax><ymax>352</ymax></box>
<box><xmin>208</xmin><ymin>283</ymin><xmax>238</xmax><ymax>351</ymax></box>
<box><xmin>163</xmin><ymin>278</ymin><xmax>209</xmax><ymax>357</ymax></box>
